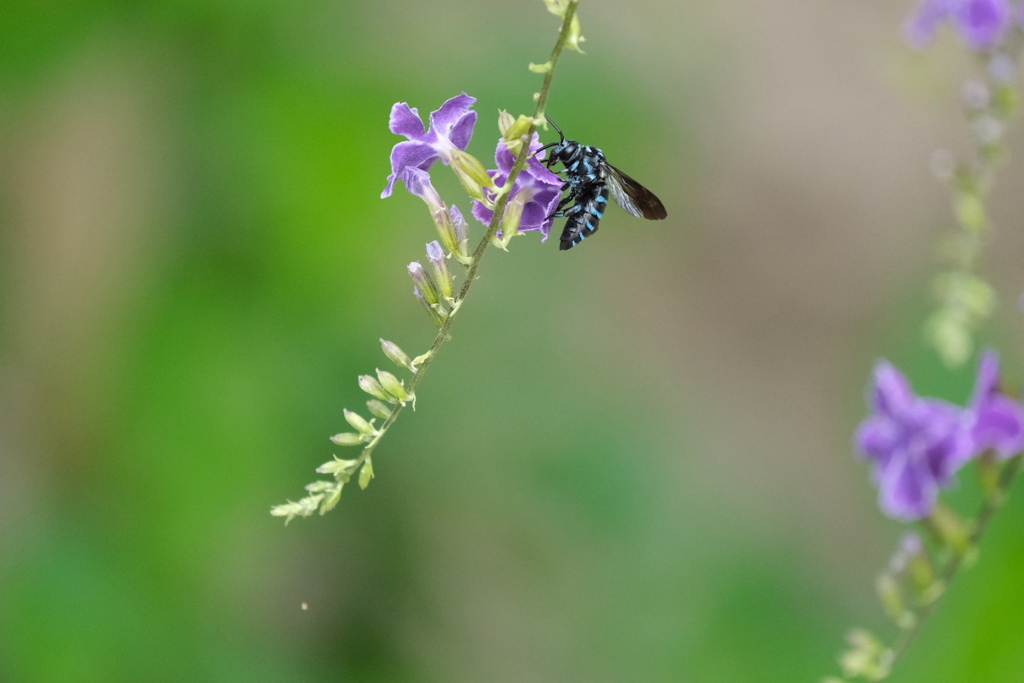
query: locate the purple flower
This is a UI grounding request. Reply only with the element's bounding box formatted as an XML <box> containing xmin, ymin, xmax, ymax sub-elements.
<box><xmin>856</xmin><ymin>362</ymin><xmax>971</xmax><ymax>521</ymax></box>
<box><xmin>472</xmin><ymin>133</ymin><xmax>563</xmax><ymax>240</ymax></box>
<box><xmin>382</xmin><ymin>93</ymin><xmax>478</xmax><ymax>199</ymax></box>
<box><xmin>904</xmin><ymin>0</ymin><xmax>1013</xmax><ymax>52</ymax></box>
<box><xmin>963</xmin><ymin>350</ymin><xmax>1024</xmax><ymax>459</ymax></box>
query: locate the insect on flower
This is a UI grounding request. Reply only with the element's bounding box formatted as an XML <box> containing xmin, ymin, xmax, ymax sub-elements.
<box><xmin>538</xmin><ymin>116</ymin><xmax>667</xmax><ymax>250</ymax></box>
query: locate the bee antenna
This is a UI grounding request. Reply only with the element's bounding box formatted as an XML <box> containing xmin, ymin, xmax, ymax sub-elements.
<box><xmin>545</xmin><ymin>115</ymin><xmax>565</xmax><ymax>143</ymax></box>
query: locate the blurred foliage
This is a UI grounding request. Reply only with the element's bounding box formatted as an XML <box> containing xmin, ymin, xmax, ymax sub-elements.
<box><xmin>1</xmin><ymin>1</ymin><xmax>1024</xmax><ymax>682</ymax></box>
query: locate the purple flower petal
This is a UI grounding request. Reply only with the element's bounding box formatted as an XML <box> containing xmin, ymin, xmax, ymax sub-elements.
<box><xmin>382</xmin><ymin>94</ymin><xmax>480</xmax><ymax>200</ymax></box>
<box><xmin>448</xmin><ymin>111</ymin><xmax>478</xmax><ymax>151</ymax></box>
<box><xmin>955</xmin><ymin>0</ymin><xmax>1012</xmax><ymax>51</ymax></box>
<box><xmin>904</xmin><ymin>0</ymin><xmax>1013</xmax><ymax>51</ymax></box>
<box><xmin>856</xmin><ymin>360</ymin><xmax>969</xmax><ymax>520</ymax></box>
<box><xmin>472</xmin><ymin>134</ymin><xmax>564</xmax><ymax>240</ymax></box>
<box><xmin>382</xmin><ymin>141</ymin><xmax>440</xmax><ymax>198</ymax></box>
<box><xmin>879</xmin><ymin>454</ymin><xmax>938</xmax><ymax>521</ymax></box>
<box><xmin>389</xmin><ymin>103</ymin><xmax>426</xmax><ymax>138</ymax></box>
<box><xmin>871</xmin><ymin>362</ymin><xmax>916</xmax><ymax>418</ymax></box>
<box><xmin>429</xmin><ymin>93</ymin><xmax>476</xmax><ymax>135</ymax></box>
<box><xmin>905</xmin><ymin>0</ymin><xmax>953</xmax><ymax>47</ymax></box>
<box><xmin>964</xmin><ymin>350</ymin><xmax>1024</xmax><ymax>459</ymax></box>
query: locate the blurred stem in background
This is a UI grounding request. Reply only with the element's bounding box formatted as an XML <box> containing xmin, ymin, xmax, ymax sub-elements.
<box><xmin>827</xmin><ymin>6</ymin><xmax>1024</xmax><ymax>681</ymax></box>
<box><xmin>271</xmin><ymin>0</ymin><xmax>581</xmax><ymax>522</ymax></box>
<box><xmin>925</xmin><ymin>39</ymin><xmax>1022</xmax><ymax>367</ymax></box>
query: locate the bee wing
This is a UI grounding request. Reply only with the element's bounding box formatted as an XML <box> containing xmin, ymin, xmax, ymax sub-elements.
<box><xmin>603</xmin><ymin>163</ymin><xmax>667</xmax><ymax>220</ymax></box>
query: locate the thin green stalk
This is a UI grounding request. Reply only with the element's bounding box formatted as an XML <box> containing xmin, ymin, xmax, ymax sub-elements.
<box><xmin>882</xmin><ymin>454</ymin><xmax>1023</xmax><ymax>673</ymax></box>
<box><xmin>354</xmin><ymin>0</ymin><xmax>580</xmax><ymax>470</ymax></box>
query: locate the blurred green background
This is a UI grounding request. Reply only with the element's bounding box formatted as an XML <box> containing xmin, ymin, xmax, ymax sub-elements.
<box><xmin>3</xmin><ymin>1</ymin><xmax>1024</xmax><ymax>681</ymax></box>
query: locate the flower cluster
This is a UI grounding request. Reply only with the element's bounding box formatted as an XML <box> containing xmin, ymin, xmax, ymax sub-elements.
<box><xmin>856</xmin><ymin>350</ymin><xmax>1024</xmax><ymax>520</ymax></box>
<box><xmin>273</xmin><ymin>86</ymin><xmax>574</xmax><ymax>522</ymax></box>
<box><xmin>472</xmin><ymin>129</ymin><xmax>562</xmax><ymax>243</ymax></box>
<box><xmin>904</xmin><ymin>0</ymin><xmax>1023</xmax><ymax>51</ymax></box>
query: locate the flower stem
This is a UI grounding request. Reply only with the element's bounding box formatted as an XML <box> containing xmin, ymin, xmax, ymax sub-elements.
<box><xmin>878</xmin><ymin>453</ymin><xmax>1023</xmax><ymax>678</ymax></box>
<box><xmin>351</xmin><ymin>0</ymin><xmax>581</xmax><ymax>471</ymax></box>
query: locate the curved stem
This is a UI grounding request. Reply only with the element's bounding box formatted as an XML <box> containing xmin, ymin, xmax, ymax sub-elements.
<box><xmin>354</xmin><ymin>0</ymin><xmax>580</xmax><ymax>468</ymax></box>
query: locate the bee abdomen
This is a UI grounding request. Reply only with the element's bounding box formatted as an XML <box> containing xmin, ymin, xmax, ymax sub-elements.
<box><xmin>559</xmin><ymin>184</ymin><xmax>609</xmax><ymax>251</ymax></box>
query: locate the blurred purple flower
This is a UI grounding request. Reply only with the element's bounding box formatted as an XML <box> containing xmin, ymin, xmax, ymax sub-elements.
<box><xmin>964</xmin><ymin>350</ymin><xmax>1024</xmax><ymax>459</ymax></box>
<box><xmin>382</xmin><ymin>93</ymin><xmax>478</xmax><ymax>199</ymax></box>
<box><xmin>856</xmin><ymin>362</ymin><xmax>971</xmax><ymax>521</ymax></box>
<box><xmin>472</xmin><ymin>134</ymin><xmax>562</xmax><ymax>240</ymax></box>
<box><xmin>904</xmin><ymin>0</ymin><xmax>1014</xmax><ymax>51</ymax></box>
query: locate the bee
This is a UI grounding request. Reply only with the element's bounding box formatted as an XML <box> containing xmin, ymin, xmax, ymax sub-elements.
<box><xmin>538</xmin><ymin>117</ymin><xmax>667</xmax><ymax>250</ymax></box>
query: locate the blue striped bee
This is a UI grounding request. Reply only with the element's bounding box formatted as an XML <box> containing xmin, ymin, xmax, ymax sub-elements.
<box><xmin>538</xmin><ymin>117</ymin><xmax>667</xmax><ymax>250</ymax></box>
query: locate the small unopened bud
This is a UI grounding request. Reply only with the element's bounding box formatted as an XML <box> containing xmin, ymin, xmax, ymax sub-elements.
<box><xmin>543</xmin><ymin>0</ymin><xmax>585</xmax><ymax>52</ymax></box>
<box><xmin>316</xmin><ymin>457</ymin><xmax>360</xmax><ymax>477</ymax></box>
<box><xmin>409</xmin><ymin>262</ymin><xmax>439</xmax><ymax>305</ymax></box>
<box><xmin>450</xmin><ymin>205</ymin><xmax>472</xmax><ymax>265</ymax></box>
<box><xmin>358</xmin><ymin>458</ymin><xmax>374</xmax><ymax>490</ymax></box>
<box><xmin>319</xmin><ymin>482</ymin><xmax>343</xmax><ymax>513</ymax></box>
<box><xmin>376</xmin><ymin>368</ymin><xmax>409</xmax><ymax>402</ymax></box>
<box><xmin>426</xmin><ymin>241</ymin><xmax>454</xmax><ymax>298</ymax></box>
<box><xmin>927</xmin><ymin>503</ymin><xmax>973</xmax><ymax>557</ymax></box>
<box><xmin>330</xmin><ymin>432</ymin><xmax>365</xmax><ymax>446</ymax></box>
<box><xmin>876</xmin><ymin>572</ymin><xmax>914</xmax><ymax>628</ymax></box>
<box><xmin>380</xmin><ymin>339</ymin><xmax>413</xmax><ymax>370</ymax></box>
<box><xmin>497</xmin><ymin>109</ymin><xmax>516</xmax><ymax>136</ymax></box>
<box><xmin>449</xmin><ymin>149</ymin><xmax>495</xmax><ymax>201</ymax></box>
<box><xmin>499</xmin><ymin>188</ymin><xmax>531</xmax><ymax>246</ymax></box>
<box><xmin>414</xmin><ymin>285</ymin><xmax>447</xmax><ymax>327</ymax></box>
<box><xmin>270</xmin><ymin>500</ymin><xmax>312</xmax><ymax>524</ymax></box>
<box><xmin>366</xmin><ymin>399</ymin><xmax>393</xmax><ymax>420</ymax></box>
<box><xmin>433</xmin><ymin>208</ymin><xmax>460</xmax><ymax>254</ymax></box>
<box><xmin>344</xmin><ymin>409</ymin><xmax>375</xmax><ymax>436</ymax></box>
<box><xmin>502</xmin><ymin>114</ymin><xmax>538</xmax><ymax>155</ymax></box>
<box><xmin>358</xmin><ymin>374</ymin><xmax>392</xmax><ymax>402</ymax></box>
<box><xmin>840</xmin><ymin>629</ymin><xmax>891</xmax><ymax>680</ymax></box>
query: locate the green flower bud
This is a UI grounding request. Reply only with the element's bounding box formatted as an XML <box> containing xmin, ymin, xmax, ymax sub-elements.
<box><xmin>497</xmin><ymin>109</ymin><xmax>516</xmax><ymax>136</ymax></box>
<box><xmin>414</xmin><ymin>285</ymin><xmax>447</xmax><ymax>327</ymax></box>
<box><xmin>499</xmin><ymin>188</ymin><xmax>531</xmax><ymax>247</ymax></box>
<box><xmin>448</xmin><ymin>149</ymin><xmax>495</xmax><ymax>201</ymax></box>
<box><xmin>270</xmin><ymin>499</ymin><xmax>314</xmax><ymax>524</ymax></box>
<box><xmin>409</xmin><ymin>262</ymin><xmax>440</xmax><ymax>306</ymax></box>
<box><xmin>316</xmin><ymin>457</ymin><xmax>360</xmax><ymax>477</ymax></box>
<box><xmin>380</xmin><ymin>338</ymin><xmax>413</xmax><ymax>370</ymax></box>
<box><xmin>367</xmin><ymin>399</ymin><xmax>393</xmax><ymax>420</ymax></box>
<box><xmin>426</xmin><ymin>241</ymin><xmax>454</xmax><ymax>299</ymax></box>
<box><xmin>875</xmin><ymin>572</ymin><xmax>914</xmax><ymax>629</ymax></box>
<box><xmin>330</xmin><ymin>432</ymin><xmax>365</xmax><ymax>446</ymax></box>
<box><xmin>376</xmin><ymin>368</ymin><xmax>409</xmax><ymax>402</ymax></box>
<box><xmin>927</xmin><ymin>503</ymin><xmax>973</xmax><ymax>557</ymax></box>
<box><xmin>319</xmin><ymin>481</ymin><xmax>343</xmax><ymax>513</ymax></box>
<box><xmin>344</xmin><ymin>409</ymin><xmax>375</xmax><ymax>436</ymax></box>
<box><xmin>358</xmin><ymin>458</ymin><xmax>374</xmax><ymax>490</ymax></box>
<box><xmin>501</xmin><ymin>114</ymin><xmax>539</xmax><ymax>155</ymax></box>
<box><xmin>543</xmin><ymin>0</ymin><xmax>584</xmax><ymax>53</ymax></box>
<box><xmin>433</xmin><ymin>208</ymin><xmax>459</xmax><ymax>255</ymax></box>
<box><xmin>840</xmin><ymin>629</ymin><xmax>891</xmax><ymax>681</ymax></box>
<box><xmin>451</xmin><ymin>206</ymin><xmax>472</xmax><ymax>266</ymax></box>
<box><xmin>358</xmin><ymin>374</ymin><xmax>392</xmax><ymax>402</ymax></box>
